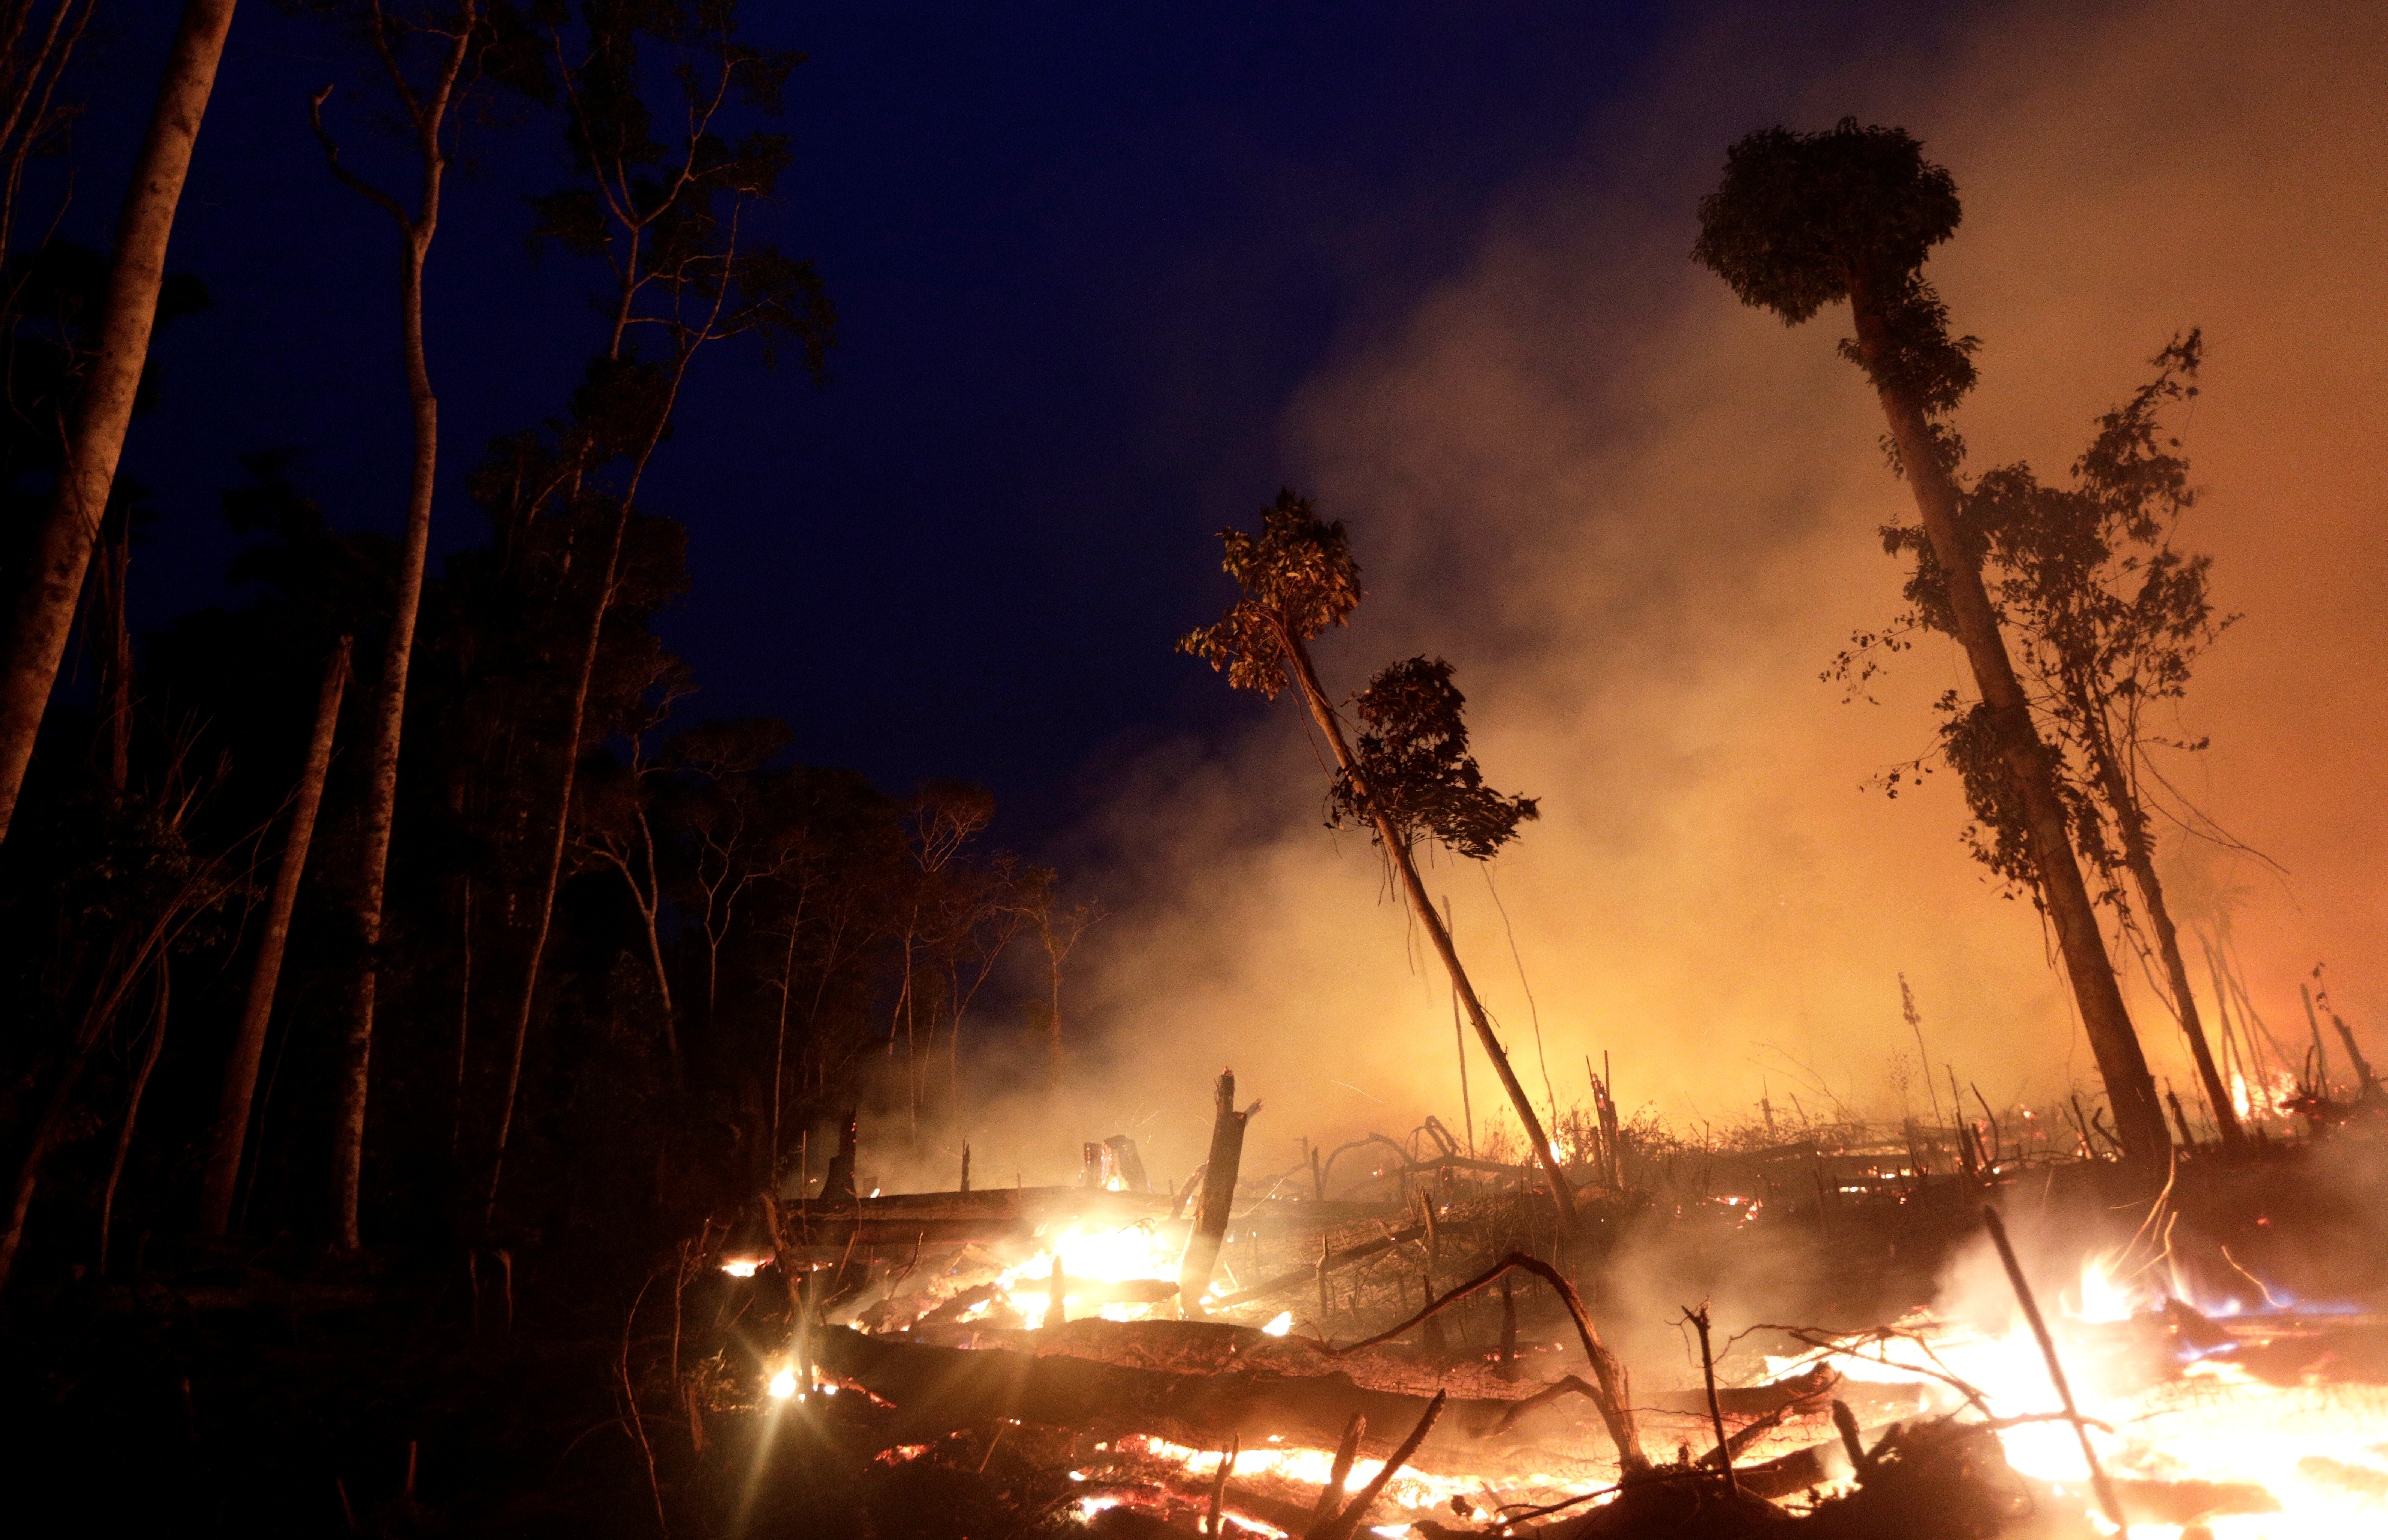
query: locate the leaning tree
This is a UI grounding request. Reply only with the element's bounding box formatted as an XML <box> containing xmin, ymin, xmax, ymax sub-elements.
<box><xmin>1693</xmin><ymin>119</ymin><xmax>2168</xmax><ymax>1163</ymax></box>
<box><xmin>1847</xmin><ymin>333</ymin><xmax>2245</xmax><ymax>1145</ymax></box>
<box><xmin>1180</xmin><ymin>493</ymin><xmax>1576</xmax><ymax>1222</ymax></box>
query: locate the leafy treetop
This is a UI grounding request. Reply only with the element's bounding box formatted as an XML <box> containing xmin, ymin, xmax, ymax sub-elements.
<box><xmin>1330</xmin><ymin>656</ymin><xmax>1539</xmax><ymax>861</ymax></box>
<box><xmin>1693</xmin><ymin>118</ymin><xmax>1979</xmax><ymax>417</ymax></box>
<box><xmin>1177</xmin><ymin>490</ymin><xmax>1363</xmax><ymax>698</ymax></box>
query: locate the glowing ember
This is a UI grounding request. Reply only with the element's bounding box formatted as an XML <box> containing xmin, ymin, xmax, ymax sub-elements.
<box><xmin>1130</xmin><ymin>1434</ymin><xmax>1577</xmax><ymax>1516</ymax></box>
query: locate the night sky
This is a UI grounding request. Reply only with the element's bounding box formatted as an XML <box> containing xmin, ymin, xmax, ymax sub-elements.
<box><xmin>62</xmin><ymin>1</ymin><xmax>1727</xmax><ymax>850</ymax></box>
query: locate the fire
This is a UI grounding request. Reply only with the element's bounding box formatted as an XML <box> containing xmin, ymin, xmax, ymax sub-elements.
<box><xmin>1770</xmin><ymin>1246</ymin><xmax>2388</xmax><ymax>1539</ymax></box>
<box><xmin>1128</xmin><ymin>1434</ymin><xmax>1579</xmax><ymax>1517</ymax></box>
<box><xmin>767</xmin><ymin>1365</ymin><xmax>797</xmax><ymax>1399</ymax></box>
<box><xmin>983</xmin><ymin>1219</ymin><xmax>1184</xmax><ymax>1328</ymax></box>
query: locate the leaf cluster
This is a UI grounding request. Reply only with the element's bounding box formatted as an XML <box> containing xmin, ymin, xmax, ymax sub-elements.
<box><xmin>1694</xmin><ymin>118</ymin><xmax>1978</xmax><ymax>414</ymax></box>
<box><xmin>1849</xmin><ymin>333</ymin><xmax>2231</xmax><ymax>901</ymax></box>
<box><xmin>1176</xmin><ymin>490</ymin><xmax>1362</xmax><ymax>698</ymax></box>
<box><xmin>1328</xmin><ymin>656</ymin><xmax>1539</xmax><ymax>861</ymax></box>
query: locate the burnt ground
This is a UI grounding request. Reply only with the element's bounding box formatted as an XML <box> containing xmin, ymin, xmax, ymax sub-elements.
<box><xmin>3</xmin><ymin>1131</ymin><xmax>2384</xmax><ymax>1537</ymax></box>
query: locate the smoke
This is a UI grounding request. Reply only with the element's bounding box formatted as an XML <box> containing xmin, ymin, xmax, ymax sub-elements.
<box><xmin>964</xmin><ymin>0</ymin><xmax>2388</xmax><ymax>1192</ymax></box>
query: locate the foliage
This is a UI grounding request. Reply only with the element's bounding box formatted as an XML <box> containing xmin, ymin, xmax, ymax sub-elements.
<box><xmin>1177</xmin><ymin>489</ymin><xmax>1363</xmax><ymax>698</ymax></box>
<box><xmin>1836</xmin><ymin>334</ymin><xmax>2230</xmax><ymax>904</ymax></box>
<box><xmin>1328</xmin><ymin>657</ymin><xmax>1538</xmax><ymax>860</ymax></box>
<box><xmin>1693</xmin><ymin>117</ymin><xmax>1979</xmax><ymax>417</ymax></box>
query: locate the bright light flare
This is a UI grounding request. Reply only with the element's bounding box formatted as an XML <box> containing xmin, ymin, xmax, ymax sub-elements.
<box><xmin>767</xmin><ymin>1367</ymin><xmax>797</xmax><ymax>1399</ymax></box>
<box><xmin>989</xmin><ymin>1220</ymin><xmax>1182</xmax><ymax>1329</ymax></box>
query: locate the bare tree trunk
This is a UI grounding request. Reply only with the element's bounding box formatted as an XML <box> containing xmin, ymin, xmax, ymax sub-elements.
<box><xmin>0</xmin><ymin>0</ymin><xmax>237</xmax><ymax>843</ymax></box>
<box><xmin>99</xmin><ymin>957</ymin><xmax>169</xmax><ymax>1273</ymax></box>
<box><xmin>1845</xmin><ymin>267</ymin><xmax>2167</xmax><ymax>1166</ymax></box>
<box><xmin>1176</xmin><ymin>1070</ymin><xmax>1248</xmax><ymax>1312</ymax></box>
<box><xmin>315</xmin><ymin>10</ymin><xmax>476</xmax><ymax>1250</ymax></box>
<box><xmin>1282</xmin><ymin>637</ymin><xmax>1578</xmax><ymax>1225</ymax></box>
<box><xmin>2082</xmin><ymin>730</ymin><xmax>2242</xmax><ymax>1146</ymax></box>
<box><xmin>199</xmin><ymin>636</ymin><xmax>350</xmax><ymax>1234</ymax></box>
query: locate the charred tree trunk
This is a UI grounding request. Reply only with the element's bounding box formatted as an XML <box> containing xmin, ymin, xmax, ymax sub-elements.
<box><xmin>1283</xmin><ymin>636</ymin><xmax>1579</xmax><ymax>1224</ymax></box>
<box><xmin>313</xmin><ymin>7</ymin><xmax>477</xmax><ymax>1250</ymax></box>
<box><xmin>0</xmin><ymin>0</ymin><xmax>237</xmax><ymax>842</ymax></box>
<box><xmin>1845</xmin><ymin>266</ymin><xmax>2166</xmax><ymax>1166</ymax></box>
<box><xmin>199</xmin><ymin>636</ymin><xmax>350</xmax><ymax>1234</ymax></box>
<box><xmin>1177</xmin><ymin>1070</ymin><xmax>1250</xmax><ymax>1313</ymax></box>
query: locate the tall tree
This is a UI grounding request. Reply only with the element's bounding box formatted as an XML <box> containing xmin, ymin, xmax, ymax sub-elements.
<box><xmin>0</xmin><ymin>0</ymin><xmax>235</xmax><ymax>844</ymax></box>
<box><xmin>484</xmin><ymin>0</ymin><xmax>831</xmax><ymax>1223</ymax></box>
<box><xmin>307</xmin><ymin>0</ymin><xmax>485</xmax><ymax>1251</ymax></box>
<box><xmin>1180</xmin><ymin>493</ymin><xmax>1579</xmax><ymax>1227</ymax></box>
<box><xmin>1850</xmin><ymin>334</ymin><xmax>2244</xmax><ymax>1144</ymax></box>
<box><xmin>1693</xmin><ymin>119</ymin><xmax>2169</xmax><ymax>1164</ymax></box>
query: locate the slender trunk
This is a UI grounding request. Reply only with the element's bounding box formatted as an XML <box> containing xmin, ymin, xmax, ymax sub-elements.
<box><xmin>1283</xmin><ymin>636</ymin><xmax>1578</xmax><ymax>1224</ymax></box>
<box><xmin>199</xmin><ymin>635</ymin><xmax>350</xmax><ymax>1234</ymax></box>
<box><xmin>100</xmin><ymin>958</ymin><xmax>170</xmax><ymax>1273</ymax></box>
<box><xmin>1845</xmin><ymin>268</ymin><xmax>2167</xmax><ymax>1166</ymax></box>
<box><xmin>0</xmin><ymin>930</ymin><xmax>170</xmax><ymax>1290</ymax></box>
<box><xmin>0</xmin><ymin>0</ymin><xmax>237</xmax><ymax>842</ymax></box>
<box><xmin>484</xmin><ymin>200</ymin><xmax>732</xmax><ymax>1222</ymax></box>
<box><xmin>325</xmin><ymin>14</ymin><xmax>475</xmax><ymax>1250</ymax></box>
<box><xmin>632</xmin><ymin>800</ymin><xmax>677</xmax><ymax>1052</ymax></box>
<box><xmin>485</xmin><ymin>502</ymin><xmax>634</xmax><ymax>1225</ymax></box>
<box><xmin>770</xmin><ymin>916</ymin><xmax>798</xmax><ymax>1181</ymax></box>
<box><xmin>2080</xmin><ymin>723</ymin><xmax>2242</xmax><ymax>1145</ymax></box>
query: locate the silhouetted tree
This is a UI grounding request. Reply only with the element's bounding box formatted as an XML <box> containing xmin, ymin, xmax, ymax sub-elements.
<box><xmin>1180</xmin><ymin>492</ymin><xmax>1580</xmax><ymax>1228</ymax></box>
<box><xmin>1845</xmin><ymin>334</ymin><xmax>2243</xmax><ymax>1144</ymax></box>
<box><xmin>1694</xmin><ymin>118</ymin><xmax>2168</xmax><ymax>1163</ymax></box>
<box><xmin>485</xmin><ymin>0</ymin><xmax>832</xmax><ymax>1222</ymax></box>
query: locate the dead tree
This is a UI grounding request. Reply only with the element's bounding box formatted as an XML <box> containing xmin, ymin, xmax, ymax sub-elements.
<box><xmin>1180</xmin><ymin>493</ymin><xmax>1577</xmax><ymax>1225</ymax></box>
<box><xmin>1177</xmin><ymin>1070</ymin><xmax>1251</xmax><ymax>1312</ymax></box>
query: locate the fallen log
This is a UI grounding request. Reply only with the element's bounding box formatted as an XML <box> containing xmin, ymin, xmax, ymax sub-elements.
<box><xmin>810</xmin><ymin>1324</ymin><xmax>1616</xmax><ymax>1465</ymax></box>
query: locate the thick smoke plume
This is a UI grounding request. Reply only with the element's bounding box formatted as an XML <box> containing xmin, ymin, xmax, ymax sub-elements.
<box><xmin>951</xmin><ymin>0</ymin><xmax>2388</xmax><ymax>1195</ymax></box>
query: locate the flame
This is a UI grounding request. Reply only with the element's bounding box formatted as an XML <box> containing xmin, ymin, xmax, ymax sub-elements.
<box><xmin>1768</xmin><ymin>1248</ymin><xmax>2388</xmax><ymax>1539</ymax></box>
<box><xmin>767</xmin><ymin>1366</ymin><xmax>797</xmax><ymax>1399</ymax></box>
<box><xmin>1262</xmin><ymin>1310</ymin><xmax>1294</xmax><ymax>1336</ymax></box>
<box><xmin>719</xmin><ymin>1257</ymin><xmax>764</xmax><ymax>1279</ymax></box>
<box><xmin>990</xmin><ymin>1219</ymin><xmax>1183</xmax><ymax>1329</ymax></box>
<box><xmin>1126</xmin><ymin>1435</ymin><xmax>1580</xmax><ymax>1516</ymax></box>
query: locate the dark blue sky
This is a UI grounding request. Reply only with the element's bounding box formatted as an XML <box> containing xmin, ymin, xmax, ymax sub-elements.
<box><xmin>80</xmin><ymin>1</ymin><xmax>1677</xmax><ymax>849</ymax></box>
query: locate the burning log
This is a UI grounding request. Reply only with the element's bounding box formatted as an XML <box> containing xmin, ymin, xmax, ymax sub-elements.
<box><xmin>1179</xmin><ymin>1070</ymin><xmax>1254</xmax><ymax>1314</ymax></box>
<box><xmin>810</xmin><ymin>1323</ymin><xmax>1620</xmax><ymax>1462</ymax></box>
